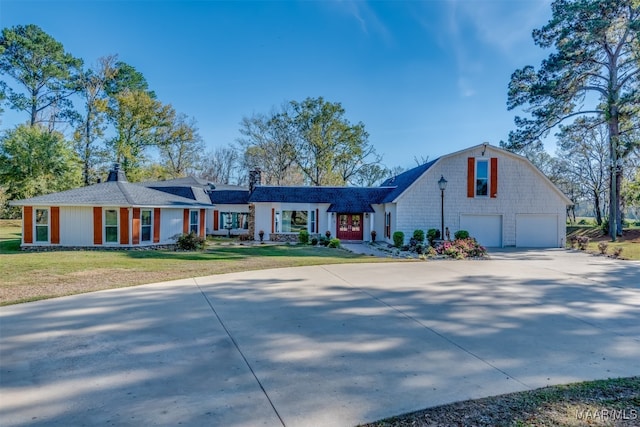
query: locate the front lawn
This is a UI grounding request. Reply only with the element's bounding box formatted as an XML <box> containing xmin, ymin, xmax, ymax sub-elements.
<box><xmin>0</xmin><ymin>220</ymin><xmax>391</xmax><ymax>306</ymax></box>
<box><xmin>567</xmin><ymin>226</ymin><xmax>640</xmax><ymax>260</ymax></box>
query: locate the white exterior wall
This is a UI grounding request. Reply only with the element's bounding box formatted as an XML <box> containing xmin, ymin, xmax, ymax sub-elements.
<box><xmin>159</xmin><ymin>208</ymin><xmax>185</xmax><ymax>244</ymax></box>
<box><xmin>393</xmin><ymin>145</ymin><xmax>569</xmax><ymax>247</ymax></box>
<box><xmin>58</xmin><ymin>206</ymin><xmax>96</xmax><ymax>247</ymax></box>
<box><xmin>252</xmin><ymin>202</ymin><xmax>333</xmax><ymax>241</ymax></box>
<box><xmin>210</xmin><ymin>204</ymin><xmax>250</xmax><ymax>236</ymax></box>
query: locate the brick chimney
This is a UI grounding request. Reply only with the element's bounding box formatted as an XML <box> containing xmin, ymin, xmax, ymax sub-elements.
<box><xmin>249</xmin><ymin>169</ymin><xmax>261</xmax><ymax>193</ymax></box>
<box><xmin>106</xmin><ymin>163</ymin><xmax>128</xmax><ymax>182</ymax></box>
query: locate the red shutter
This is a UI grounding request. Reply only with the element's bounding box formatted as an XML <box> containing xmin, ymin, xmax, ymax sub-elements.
<box><xmin>467</xmin><ymin>157</ymin><xmax>475</xmax><ymax>198</ymax></box>
<box><xmin>120</xmin><ymin>207</ymin><xmax>129</xmax><ymax>245</ymax></box>
<box><xmin>23</xmin><ymin>206</ymin><xmax>33</xmax><ymax>244</ymax></box>
<box><xmin>132</xmin><ymin>208</ymin><xmax>140</xmax><ymax>244</ymax></box>
<box><xmin>213</xmin><ymin>210</ymin><xmax>219</xmax><ymax>231</ymax></box>
<box><xmin>316</xmin><ymin>208</ymin><xmax>319</xmax><ymax>233</ymax></box>
<box><xmin>51</xmin><ymin>207</ymin><xmax>60</xmax><ymax>244</ymax></box>
<box><xmin>153</xmin><ymin>208</ymin><xmax>161</xmax><ymax>243</ymax></box>
<box><xmin>93</xmin><ymin>207</ymin><xmax>103</xmax><ymax>245</ymax></box>
<box><xmin>490</xmin><ymin>157</ymin><xmax>498</xmax><ymax>198</ymax></box>
<box><xmin>271</xmin><ymin>208</ymin><xmax>275</xmax><ymax>233</ymax></box>
<box><xmin>183</xmin><ymin>209</ymin><xmax>189</xmax><ymax>234</ymax></box>
<box><xmin>199</xmin><ymin>209</ymin><xmax>206</xmax><ymax>237</ymax></box>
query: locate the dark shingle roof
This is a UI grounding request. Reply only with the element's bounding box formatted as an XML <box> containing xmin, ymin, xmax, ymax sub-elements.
<box><xmin>249</xmin><ymin>186</ymin><xmax>393</xmax><ymax>213</ymax></box>
<box><xmin>209</xmin><ymin>190</ymin><xmax>250</xmax><ymax>204</ymax></box>
<box><xmin>10</xmin><ymin>181</ymin><xmax>211</xmax><ymax>208</ymax></box>
<box><xmin>139</xmin><ymin>176</ymin><xmax>247</xmax><ymax>191</ymax></box>
<box><xmin>380</xmin><ymin>158</ymin><xmax>438</xmax><ymax>203</ymax></box>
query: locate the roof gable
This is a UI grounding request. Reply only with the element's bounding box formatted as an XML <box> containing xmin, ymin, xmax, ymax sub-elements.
<box><xmin>380</xmin><ymin>158</ymin><xmax>438</xmax><ymax>203</ymax></box>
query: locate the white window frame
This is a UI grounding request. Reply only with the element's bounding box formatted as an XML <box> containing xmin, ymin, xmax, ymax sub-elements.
<box><xmin>189</xmin><ymin>210</ymin><xmax>199</xmax><ymax>234</ymax></box>
<box><xmin>475</xmin><ymin>159</ymin><xmax>490</xmax><ymax>197</ymax></box>
<box><xmin>34</xmin><ymin>207</ymin><xmax>49</xmax><ymax>243</ymax></box>
<box><xmin>141</xmin><ymin>209</ymin><xmax>153</xmax><ymax>242</ymax></box>
<box><xmin>310</xmin><ymin>210</ymin><xmax>316</xmax><ymax>233</ymax></box>
<box><xmin>104</xmin><ymin>208</ymin><xmax>119</xmax><ymax>244</ymax></box>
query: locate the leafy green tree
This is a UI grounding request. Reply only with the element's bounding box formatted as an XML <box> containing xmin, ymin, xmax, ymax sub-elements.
<box><xmin>0</xmin><ymin>124</ymin><xmax>82</xmax><ymax>215</ymax></box>
<box><xmin>506</xmin><ymin>0</ymin><xmax>640</xmax><ymax>240</ymax></box>
<box><xmin>157</xmin><ymin>113</ymin><xmax>203</xmax><ymax>178</ymax></box>
<box><xmin>290</xmin><ymin>96</ymin><xmax>379</xmax><ymax>186</ymax></box>
<box><xmin>106</xmin><ymin>89</ymin><xmax>173</xmax><ymax>181</ymax></box>
<box><xmin>237</xmin><ymin>109</ymin><xmax>300</xmax><ymax>185</ymax></box>
<box><xmin>0</xmin><ymin>24</ymin><xmax>82</xmax><ymax>129</ymax></box>
<box><xmin>73</xmin><ymin>56</ymin><xmax>118</xmax><ymax>185</ymax></box>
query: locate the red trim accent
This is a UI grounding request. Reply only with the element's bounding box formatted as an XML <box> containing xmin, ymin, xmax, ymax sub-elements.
<box><xmin>132</xmin><ymin>208</ymin><xmax>141</xmax><ymax>244</ymax></box>
<box><xmin>467</xmin><ymin>157</ymin><xmax>475</xmax><ymax>198</ymax></box>
<box><xmin>271</xmin><ymin>208</ymin><xmax>275</xmax><ymax>233</ymax></box>
<box><xmin>490</xmin><ymin>157</ymin><xmax>498</xmax><ymax>198</ymax></box>
<box><xmin>23</xmin><ymin>206</ymin><xmax>33</xmax><ymax>244</ymax></box>
<box><xmin>51</xmin><ymin>207</ymin><xmax>60</xmax><ymax>244</ymax></box>
<box><xmin>183</xmin><ymin>209</ymin><xmax>189</xmax><ymax>234</ymax></box>
<box><xmin>120</xmin><ymin>207</ymin><xmax>129</xmax><ymax>245</ymax></box>
<box><xmin>315</xmin><ymin>208</ymin><xmax>319</xmax><ymax>233</ymax></box>
<box><xmin>213</xmin><ymin>210</ymin><xmax>219</xmax><ymax>231</ymax></box>
<box><xmin>153</xmin><ymin>208</ymin><xmax>161</xmax><ymax>243</ymax></box>
<box><xmin>199</xmin><ymin>209</ymin><xmax>206</xmax><ymax>237</ymax></box>
<box><xmin>93</xmin><ymin>207</ymin><xmax>102</xmax><ymax>245</ymax></box>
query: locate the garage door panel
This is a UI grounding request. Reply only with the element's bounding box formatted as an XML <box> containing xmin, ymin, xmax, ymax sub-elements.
<box><xmin>459</xmin><ymin>215</ymin><xmax>502</xmax><ymax>247</ymax></box>
<box><xmin>516</xmin><ymin>214</ymin><xmax>557</xmax><ymax>247</ymax></box>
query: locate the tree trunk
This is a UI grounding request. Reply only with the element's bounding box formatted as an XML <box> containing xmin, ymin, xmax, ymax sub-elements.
<box><xmin>593</xmin><ymin>190</ymin><xmax>602</xmax><ymax>225</ymax></box>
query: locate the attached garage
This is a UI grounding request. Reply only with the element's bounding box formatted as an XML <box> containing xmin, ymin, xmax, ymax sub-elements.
<box><xmin>516</xmin><ymin>214</ymin><xmax>558</xmax><ymax>247</ymax></box>
<box><xmin>459</xmin><ymin>214</ymin><xmax>502</xmax><ymax>247</ymax></box>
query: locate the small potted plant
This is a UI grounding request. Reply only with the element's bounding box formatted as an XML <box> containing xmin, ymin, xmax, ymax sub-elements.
<box><xmin>370</xmin><ymin>230</ymin><xmax>377</xmax><ymax>242</ymax></box>
<box><xmin>325</xmin><ymin>230</ymin><xmax>331</xmax><ymax>239</ymax></box>
<box><xmin>258</xmin><ymin>230</ymin><xmax>264</xmax><ymax>242</ymax></box>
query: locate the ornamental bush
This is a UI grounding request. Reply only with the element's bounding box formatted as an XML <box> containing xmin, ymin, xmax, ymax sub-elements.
<box><xmin>328</xmin><ymin>238</ymin><xmax>341</xmax><ymax>248</ymax></box>
<box><xmin>412</xmin><ymin>229</ymin><xmax>425</xmax><ymax>244</ymax></box>
<box><xmin>175</xmin><ymin>232</ymin><xmax>206</xmax><ymax>251</ymax></box>
<box><xmin>454</xmin><ymin>229</ymin><xmax>469</xmax><ymax>240</ymax></box>
<box><xmin>426</xmin><ymin>228</ymin><xmax>440</xmax><ymax>246</ymax></box>
<box><xmin>393</xmin><ymin>231</ymin><xmax>404</xmax><ymax>248</ymax></box>
<box><xmin>299</xmin><ymin>229</ymin><xmax>310</xmax><ymax>244</ymax></box>
<box><xmin>435</xmin><ymin>238</ymin><xmax>487</xmax><ymax>259</ymax></box>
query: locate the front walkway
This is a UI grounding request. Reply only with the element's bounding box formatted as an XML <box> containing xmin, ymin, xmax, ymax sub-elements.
<box><xmin>1</xmin><ymin>252</ymin><xmax>639</xmax><ymax>426</ymax></box>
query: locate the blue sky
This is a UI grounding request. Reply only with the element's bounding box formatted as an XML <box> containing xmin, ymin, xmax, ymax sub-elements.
<box><xmin>1</xmin><ymin>0</ymin><xmax>553</xmax><ymax>170</ymax></box>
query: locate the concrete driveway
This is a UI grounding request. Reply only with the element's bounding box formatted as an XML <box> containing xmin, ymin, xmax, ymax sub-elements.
<box><xmin>1</xmin><ymin>249</ymin><xmax>639</xmax><ymax>426</ymax></box>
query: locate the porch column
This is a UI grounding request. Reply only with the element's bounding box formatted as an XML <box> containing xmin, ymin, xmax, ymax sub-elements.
<box><xmin>327</xmin><ymin>212</ymin><xmax>332</xmax><ymax>236</ymax></box>
<box><xmin>369</xmin><ymin>212</ymin><xmax>374</xmax><ymax>240</ymax></box>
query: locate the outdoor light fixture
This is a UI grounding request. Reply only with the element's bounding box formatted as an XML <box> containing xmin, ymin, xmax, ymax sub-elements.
<box><xmin>438</xmin><ymin>175</ymin><xmax>447</xmax><ymax>239</ymax></box>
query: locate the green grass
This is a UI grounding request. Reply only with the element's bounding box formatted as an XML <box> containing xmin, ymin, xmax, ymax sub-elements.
<box><xmin>566</xmin><ymin>225</ymin><xmax>640</xmax><ymax>260</ymax></box>
<box><xmin>363</xmin><ymin>377</ymin><xmax>640</xmax><ymax>426</ymax></box>
<box><xmin>0</xmin><ymin>219</ymin><xmax>394</xmax><ymax>306</ymax></box>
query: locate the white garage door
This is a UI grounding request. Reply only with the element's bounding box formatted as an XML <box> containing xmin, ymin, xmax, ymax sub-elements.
<box><xmin>516</xmin><ymin>214</ymin><xmax>558</xmax><ymax>247</ymax></box>
<box><xmin>459</xmin><ymin>214</ymin><xmax>502</xmax><ymax>247</ymax></box>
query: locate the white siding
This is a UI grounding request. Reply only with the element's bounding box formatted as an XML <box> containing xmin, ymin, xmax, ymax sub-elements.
<box><xmin>211</xmin><ymin>205</ymin><xmax>250</xmax><ymax>236</ymax></box>
<box><xmin>59</xmin><ymin>206</ymin><xmax>93</xmax><ymax>246</ymax></box>
<box><xmin>160</xmin><ymin>209</ymin><xmax>184</xmax><ymax>243</ymax></box>
<box><xmin>393</xmin><ymin>145</ymin><xmax>568</xmax><ymax>247</ymax></box>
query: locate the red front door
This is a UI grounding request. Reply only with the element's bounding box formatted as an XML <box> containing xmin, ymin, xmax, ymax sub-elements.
<box><xmin>337</xmin><ymin>214</ymin><xmax>363</xmax><ymax>241</ymax></box>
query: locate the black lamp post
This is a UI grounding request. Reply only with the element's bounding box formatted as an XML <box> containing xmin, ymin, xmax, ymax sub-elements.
<box><xmin>438</xmin><ymin>175</ymin><xmax>447</xmax><ymax>239</ymax></box>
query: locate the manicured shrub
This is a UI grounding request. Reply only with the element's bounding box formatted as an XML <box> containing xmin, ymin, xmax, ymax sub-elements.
<box><xmin>311</xmin><ymin>237</ymin><xmax>319</xmax><ymax>246</ymax></box>
<box><xmin>238</xmin><ymin>233</ymin><xmax>252</xmax><ymax>241</ymax></box>
<box><xmin>176</xmin><ymin>232</ymin><xmax>206</xmax><ymax>251</ymax></box>
<box><xmin>319</xmin><ymin>236</ymin><xmax>330</xmax><ymax>246</ymax></box>
<box><xmin>412</xmin><ymin>229</ymin><xmax>425</xmax><ymax>244</ymax></box>
<box><xmin>612</xmin><ymin>246</ymin><xmax>624</xmax><ymax>258</ymax></box>
<box><xmin>577</xmin><ymin>236</ymin><xmax>590</xmax><ymax>250</ymax></box>
<box><xmin>427</xmin><ymin>228</ymin><xmax>440</xmax><ymax>246</ymax></box>
<box><xmin>393</xmin><ymin>231</ymin><xmax>404</xmax><ymax>248</ymax></box>
<box><xmin>328</xmin><ymin>238</ymin><xmax>341</xmax><ymax>248</ymax></box>
<box><xmin>299</xmin><ymin>229</ymin><xmax>310</xmax><ymax>244</ymax></box>
<box><xmin>415</xmin><ymin>243</ymin><xmax>424</xmax><ymax>254</ymax></box>
<box><xmin>597</xmin><ymin>241</ymin><xmax>608</xmax><ymax>255</ymax></box>
<box><xmin>454</xmin><ymin>230</ymin><xmax>469</xmax><ymax>240</ymax></box>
